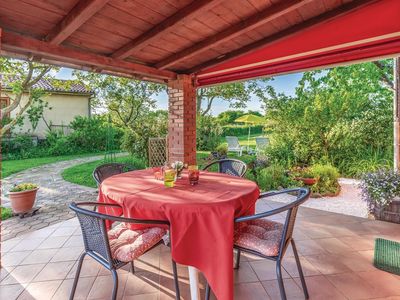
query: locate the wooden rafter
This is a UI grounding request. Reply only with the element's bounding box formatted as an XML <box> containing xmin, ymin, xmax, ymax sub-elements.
<box><xmin>1</xmin><ymin>31</ymin><xmax>176</xmax><ymax>81</ymax></box>
<box><xmin>46</xmin><ymin>0</ymin><xmax>110</xmax><ymax>45</ymax></box>
<box><xmin>188</xmin><ymin>0</ymin><xmax>378</xmax><ymax>74</ymax></box>
<box><xmin>156</xmin><ymin>0</ymin><xmax>312</xmax><ymax>70</ymax></box>
<box><xmin>111</xmin><ymin>0</ymin><xmax>224</xmax><ymax>60</ymax></box>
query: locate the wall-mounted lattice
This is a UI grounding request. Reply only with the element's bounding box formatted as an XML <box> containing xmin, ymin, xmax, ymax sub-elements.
<box><xmin>148</xmin><ymin>137</ymin><xmax>168</xmax><ymax>167</ymax></box>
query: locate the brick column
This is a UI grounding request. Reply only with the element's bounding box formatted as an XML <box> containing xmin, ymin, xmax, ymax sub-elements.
<box><xmin>167</xmin><ymin>74</ymin><xmax>197</xmax><ymax>165</ymax></box>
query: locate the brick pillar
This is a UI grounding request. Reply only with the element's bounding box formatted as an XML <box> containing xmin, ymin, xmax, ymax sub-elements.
<box><xmin>167</xmin><ymin>74</ymin><xmax>197</xmax><ymax>165</ymax></box>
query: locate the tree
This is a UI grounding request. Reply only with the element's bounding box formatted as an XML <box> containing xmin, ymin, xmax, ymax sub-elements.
<box><xmin>0</xmin><ymin>58</ymin><xmax>54</xmax><ymax>137</ymax></box>
<box><xmin>196</xmin><ymin>79</ymin><xmax>271</xmax><ymax>116</ymax></box>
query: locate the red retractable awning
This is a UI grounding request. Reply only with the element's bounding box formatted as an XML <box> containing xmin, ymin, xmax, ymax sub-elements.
<box><xmin>196</xmin><ymin>0</ymin><xmax>400</xmax><ymax>86</ymax></box>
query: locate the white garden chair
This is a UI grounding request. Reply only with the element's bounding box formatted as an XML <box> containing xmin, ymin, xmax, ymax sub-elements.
<box><xmin>256</xmin><ymin>137</ymin><xmax>269</xmax><ymax>155</ymax></box>
<box><xmin>225</xmin><ymin>136</ymin><xmax>246</xmax><ymax>156</ymax></box>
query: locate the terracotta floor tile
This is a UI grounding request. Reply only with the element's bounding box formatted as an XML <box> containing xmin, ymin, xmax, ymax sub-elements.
<box><xmin>87</xmin><ymin>273</ymin><xmax>128</xmax><ymax>299</ymax></box>
<box><xmin>33</xmin><ymin>261</ymin><xmax>75</xmax><ymax>282</ymax></box>
<box><xmin>262</xmin><ymin>278</ymin><xmax>305</xmax><ymax>300</ymax></box>
<box><xmin>50</xmin><ymin>246</ymin><xmax>83</xmax><ymax>262</ymax></box>
<box><xmin>0</xmin><ymin>283</ymin><xmax>26</xmax><ymax>299</ymax></box>
<box><xmin>295</xmin><ymin>239</ymin><xmax>327</xmax><ymax>256</ymax></box>
<box><xmin>52</xmin><ymin>277</ymin><xmax>96</xmax><ymax>300</ymax></box>
<box><xmin>12</xmin><ymin>238</ymin><xmax>45</xmax><ymax>252</ymax></box>
<box><xmin>339</xmin><ymin>251</ymin><xmax>376</xmax><ymax>272</ymax></box>
<box><xmin>356</xmin><ymin>270</ymin><xmax>400</xmax><ymax>298</ymax></box>
<box><xmin>20</xmin><ymin>249</ymin><xmax>58</xmax><ymax>265</ymax></box>
<box><xmin>1</xmin><ymin>264</ymin><xmax>46</xmax><ymax>285</ymax></box>
<box><xmin>282</xmin><ymin>255</ymin><xmax>320</xmax><ymax>278</ymax></box>
<box><xmin>124</xmin><ymin>271</ymin><xmax>160</xmax><ymax>297</ymax></box>
<box><xmin>0</xmin><ymin>266</ymin><xmax>14</xmax><ymax>282</ymax></box>
<box><xmin>50</xmin><ymin>226</ymin><xmax>77</xmax><ymax>237</ymax></box>
<box><xmin>304</xmin><ymin>254</ymin><xmax>352</xmax><ymax>275</ymax></box>
<box><xmin>234</xmin><ymin>261</ymin><xmax>259</xmax><ymax>284</ymax></box>
<box><xmin>18</xmin><ymin>280</ymin><xmax>62</xmax><ymax>300</ymax></box>
<box><xmin>295</xmin><ymin>275</ymin><xmax>346</xmax><ymax>300</ymax></box>
<box><xmin>234</xmin><ymin>282</ymin><xmax>271</xmax><ymax>300</ymax></box>
<box><xmin>1</xmin><ymin>239</ymin><xmax>21</xmax><ymax>253</ymax></box>
<box><xmin>63</xmin><ymin>235</ymin><xmax>84</xmax><ymax>248</ymax></box>
<box><xmin>20</xmin><ymin>227</ymin><xmax>57</xmax><ymax>239</ymax></box>
<box><xmin>66</xmin><ymin>257</ymin><xmax>101</xmax><ymax>279</ymax></box>
<box><xmin>159</xmin><ymin>270</ymin><xmax>191</xmax><ymax>300</ymax></box>
<box><xmin>37</xmin><ymin>236</ymin><xmax>69</xmax><ymax>250</ymax></box>
<box><xmin>339</xmin><ymin>235</ymin><xmax>376</xmax><ymax>251</ymax></box>
<box><xmin>1</xmin><ymin>251</ymin><xmax>32</xmax><ymax>267</ymax></box>
<box><xmin>249</xmin><ymin>259</ymin><xmax>290</xmax><ymax>281</ymax></box>
<box><xmin>125</xmin><ymin>293</ymin><xmax>160</xmax><ymax>300</ymax></box>
<box><xmin>326</xmin><ymin>272</ymin><xmax>380</xmax><ymax>300</ymax></box>
<box><xmin>313</xmin><ymin>238</ymin><xmax>354</xmax><ymax>254</ymax></box>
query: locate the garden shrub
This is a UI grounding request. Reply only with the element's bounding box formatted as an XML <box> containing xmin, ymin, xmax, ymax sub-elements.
<box><xmin>222</xmin><ymin>125</ymin><xmax>263</xmax><ymax>136</ymax></box>
<box><xmin>309</xmin><ymin>164</ymin><xmax>340</xmax><ymax>196</ymax></box>
<box><xmin>197</xmin><ymin>116</ymin><xmax>222</xmax><ymax>151</ymax></box>
<box><xmin>1</xmin><ymin>135</ymin><xmax>35</xmax><ymax>159</ymax></box>
<box><xmin>256</xmin><ymin>165</ymin><xmax>298</xmax><ymax>191</ymax></box>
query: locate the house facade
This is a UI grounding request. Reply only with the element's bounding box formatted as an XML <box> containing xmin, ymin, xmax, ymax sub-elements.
<box><xmin>1</xmin><ymin>78</ymin><xmax>92</xmax><ymax>138</ymax></box>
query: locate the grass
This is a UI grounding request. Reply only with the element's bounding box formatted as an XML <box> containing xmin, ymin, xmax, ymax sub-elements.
<box><xmin>62</xmin><ymin>151</ymin><xmax>255</xmax><ymax>188</ymax></box>
<box><xmin>1</xmin><ymin>152</ymin><xmax>104</xmax><ymax>179</ymax></box>
<box><xmin>1</xmin><ymin>207</ymin><xmax>13</xmax><ymax>221</ymax></box>
<box><xmin>219</xmin><ymin>133</ymin><xmax>265</xmax><ymax>148</ymax></box>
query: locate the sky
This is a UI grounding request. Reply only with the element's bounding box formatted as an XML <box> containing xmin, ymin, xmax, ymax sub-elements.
<box><xmin>55</xmin><ymin>68</ymin><xmax>303</xmax><ymax>116</ymax></box>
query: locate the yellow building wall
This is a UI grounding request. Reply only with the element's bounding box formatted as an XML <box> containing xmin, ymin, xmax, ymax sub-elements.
<box><xmin>4</xmin><ymin>92</ymin><xmax>90</xmax><ymax>138</ymax></box>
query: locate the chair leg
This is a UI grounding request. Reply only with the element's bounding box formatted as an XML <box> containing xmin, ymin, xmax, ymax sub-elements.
<box><xmin>234</xmin><ymin>249</ymin><xmax>241</xmax><ymax>269</ymax></box>
<box><xmin>69</xmin><ymin>252</ymin><xmax>86</xmax><ymax>300</ymax></box>
<box><xmin>292</xmin><ymin>240</ymin><xmax>309</xmax><ymax>299</ymax></box>
<box><xmin>130</xmin><ymin>261</ymin><xmax>135</xmax><ymax>274</ymax></box>
<box><xmin>205</xmin><ymin>282</ymin><xmax>211</xmax><ymax>300</ymax></box>
<box><xmin>172</xmin><ymin>260</ymin><xmax>180</xmax><ymax>300</ymax></box>
<box><xmin>276</xmin><ymin>260</ymin><xmax>287</xmax><ymax>300</ymax></box>
<box><xmin>111</xmin><ymin>269</ymin><xmax>118</xmax><ymax>300</ymax></box>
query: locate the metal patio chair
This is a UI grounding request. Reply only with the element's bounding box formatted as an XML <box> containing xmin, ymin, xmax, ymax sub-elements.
<box><xmin>69</xmin><ymin>202</ymin><xmax>180</xmax><ymax>300</ymax></box>
<box><xmin>202</xmin><ymin>159</ymin><xmax>247</xmax><ymax>177</ymax></box>
<box><xmin>92</xmin><ymin>163</ymin><xmax>134</xmax><ymax>186</ymax></box>
<box><xmin>205</xmin><ymin>188</ymin><xmax>311</xmax><ymax>300</ymax></box>
<box><xmin>255</xmin><ymin>137</ymin><xmax>269</xmax><ymax>155</ymax></box>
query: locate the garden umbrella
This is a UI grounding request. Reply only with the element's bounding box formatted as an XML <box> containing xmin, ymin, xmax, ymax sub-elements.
<box><xmin>234</xmin><ymin>114</ymin><xmax>266</xmax><ymax>150</ymax></box>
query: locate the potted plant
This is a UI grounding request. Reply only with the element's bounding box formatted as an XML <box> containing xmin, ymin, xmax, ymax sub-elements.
<box><xmin>292</xmin><ymin>167</ymin><xmax>319</xmax><ymax>186</ymax></box>
<box><xmin>8</xmin><ymin>183</ymin><xmax>39</xmax><ymax>214</ymax></box>
<box><xmin>360</xmin><ymin>169</ymin><xmax>400</xmax><ymax>223</ymax></box>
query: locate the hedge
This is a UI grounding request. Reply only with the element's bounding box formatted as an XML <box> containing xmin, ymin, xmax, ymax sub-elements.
<box><xmin>222</xmin><ymin>125</ymin><xmax>264</xmax><ymax>136</ymax></box>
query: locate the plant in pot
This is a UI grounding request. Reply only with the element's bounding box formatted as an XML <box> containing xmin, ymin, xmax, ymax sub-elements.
<box><xmin>360</xmin><ymin>169</ymin><xmax>400</xmax><ymax>223</ymax></box>
<box><xmin>292</xmin><ymin>167</ymin><xmax>319</xmax><ymax>186</ymax></box>
<box><xmin>8</xmin><ymin>183</ymin><xmax>39</xmax><ymax>214</ymax></box>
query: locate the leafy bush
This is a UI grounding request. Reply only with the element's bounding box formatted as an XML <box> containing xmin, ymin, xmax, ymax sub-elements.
<box><xmin>256</xmin><ymin>165</ymin><xmax>298</xmax><ymax>191</ymax></box>
<box><xmin>1</xmin><ymin>135</ymin><xmax>35</xmax><ymax>159</ymax></box>
<box><xmin>360</xmin><ymin>169</ymin><xmax>400</xmax><ymax>213</ymax></box>
<box><xmin>222</xmin><ymin>125</ymin><xmax>263</xmax><ymax>136</ymax></box>
<box><xmin>216</xmin><ymin>144</ymin><xmax>228</xmax><ymax>156</ymax></box>
<box><xmin>45</xmin><ymin>131</ymin><xmax>74</xmax><ymax>156</ymax></box>
<box><xmin>309</xmin><ymin>164</ymin><xmax>340</xmax><ymax>196</ymax></box>
<box><xmin>1</xmin><ymin>207</ymin><xmax>13</xmax><ymax>220</ymax></box>
<box><xmin>197</xmin><ymin>116</ymin><xmax>223</xmax><ymax>151</ymax></box>
<box><xmin>10</xmin><ymin>183</ymin><xmax>38</xmax><ymax>192</ymax></box>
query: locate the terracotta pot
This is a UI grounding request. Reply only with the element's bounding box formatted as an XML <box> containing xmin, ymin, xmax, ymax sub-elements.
<box><xmin>296</xmin><ymin>177</ymin><xmax>318</xmax><ymax>185</ymax></box>
<box><xmin>9</xmin><ymin>188</ymin><xmax>39</xmax><ymax>214</ymax></box>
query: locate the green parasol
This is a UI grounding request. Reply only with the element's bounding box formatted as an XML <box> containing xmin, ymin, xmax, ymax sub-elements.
<box><xmin>234</xmin><ymin>114</ymin><xmax>266</xmax><ymax>150</ymax></box>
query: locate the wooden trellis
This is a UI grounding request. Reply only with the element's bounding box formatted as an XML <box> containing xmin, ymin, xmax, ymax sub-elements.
<box><xmin>148</xmin><ymin>137</ymin><xmax>168</xmax><ymax>167</ymax></box>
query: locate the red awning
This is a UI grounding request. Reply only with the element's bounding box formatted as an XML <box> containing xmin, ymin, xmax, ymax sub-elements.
<box><xmin>196</xmin><ymin>0</ymin><xmax>400</xmax><ymax>86</ymax></box>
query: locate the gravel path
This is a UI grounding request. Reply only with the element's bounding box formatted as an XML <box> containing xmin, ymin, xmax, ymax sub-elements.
<box><xmin>1</xmin><ymin>155</ymin><xmax>118</xmax><ymax>241</ymax></box>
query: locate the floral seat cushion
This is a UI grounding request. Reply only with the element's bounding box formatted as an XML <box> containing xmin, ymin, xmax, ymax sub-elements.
<box><xmin>108</xmin><ymin>223</ymin><xmax>167</xmax><ymax>262</ymax></box>
<box><xmin>234</xmin><ymin>219</ymin><xmax>284</xmax><ymax>257</ymax></box>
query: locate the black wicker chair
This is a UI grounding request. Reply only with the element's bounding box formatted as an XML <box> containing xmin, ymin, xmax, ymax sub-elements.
<box><xmin>205</xmin><ymin>188</ymin><xmax>311</xmax><ymax>300</ymax></box>
<box><xmin>69</xmin><ymin>202</ymin><xmax>180</xmax><ymax>300</ymax></box>
<box><xmin>202</xmin><ymin>159</ymin><xmax>247</xmax><ymax>177</ymax></box>
<box><xmin>93</xmin><ymin>163</ymin><xmax>134</xmax><ymax>186</ymax></box>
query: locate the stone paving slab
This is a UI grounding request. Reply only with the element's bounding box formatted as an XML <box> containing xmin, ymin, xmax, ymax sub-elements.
<box><xmin>1</xmin><ymin>155</ymin><xmax>124</xmax><ymax>241</ymax></box>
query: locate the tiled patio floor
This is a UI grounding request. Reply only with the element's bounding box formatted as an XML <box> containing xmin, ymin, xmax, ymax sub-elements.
<box><xmin>2</xmin><ymin>199</ymin><xmax>400</xmax><ymax>300</ymax></box>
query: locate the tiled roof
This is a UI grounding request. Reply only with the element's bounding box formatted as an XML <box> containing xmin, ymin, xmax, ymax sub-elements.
<box><xmin>2</xmin><ymin>76</ymin><xmax>92</xmax><ymax>94</ymax></box>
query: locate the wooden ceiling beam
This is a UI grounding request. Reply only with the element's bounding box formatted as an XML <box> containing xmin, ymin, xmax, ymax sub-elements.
<box><xmin>155</xmin><ymin>0</ymin><xmax>312</xmax><ymax>70</ymax></box>
<box><xmin>188</xmin><ymin>0</ymin><xmax>378</xmax><ymax>74</ymax></box>
<box><xmin>45</xmin><ymin>0</ymin><xmax>110</xmax><ymax>45</ymax></box>
<box><xmin>2</xmin><ymin>31</ymin><xmax>177</xmax><ymax>81</ymax></box>
<box><xmin>111</xmin><ymin>0</ymin><xmax>224</xmax><ymax>60</ymax></box>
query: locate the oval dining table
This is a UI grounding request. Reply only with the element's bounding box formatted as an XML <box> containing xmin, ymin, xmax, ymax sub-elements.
<box><xmin>98</xmin><ymin>168</ymin><xmax>260</xmax><ymax>300</ymax></box>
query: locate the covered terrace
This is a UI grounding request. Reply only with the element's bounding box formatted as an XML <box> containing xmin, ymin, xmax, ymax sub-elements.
<box><xmin>1</xmin><ymin>0</ymin><xmax>400</xmax><ymax>299</ymax></box>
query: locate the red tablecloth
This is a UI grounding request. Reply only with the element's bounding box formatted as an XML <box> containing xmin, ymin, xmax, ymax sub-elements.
<box><xmin>98</xmin><ymin>169</ymin><xmax>259</xmax><ymax>300</ymax></box>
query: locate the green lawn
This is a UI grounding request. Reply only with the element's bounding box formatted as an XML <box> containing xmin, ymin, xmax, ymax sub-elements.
<box><xmin>62</xmin><ymin>151</ymin><xmax>255</xmax><ymax>188</ymax></box>
<box><xmin>219</xmin><ymin>133</ymin><xmax>265</xmax><ymax>148</ymax></box>
<box><xmin>1</xmin><ymin>152</ymin><xmax>103</xmax><ymax>178</ymax></box>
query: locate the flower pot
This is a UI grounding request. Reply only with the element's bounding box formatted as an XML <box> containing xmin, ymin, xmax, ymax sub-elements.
<box><xmin>296</xmin><ymin>177</ymin><xmax>318</xmax><ymax>186</ymax></box>
<box><xmin>372</xmin><ymin>199</ymin><xmax>400</xmax><ymax>224</ymax></box>
<box><xmin>9</xmin><ymin>188</ymin><xmax>39</xmax><ymax>214</ymax></box>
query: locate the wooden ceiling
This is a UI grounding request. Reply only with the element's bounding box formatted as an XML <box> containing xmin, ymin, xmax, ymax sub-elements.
<box><xmin>0</xmin><ymin>0</ymin><xmax>371</xmax><ymax>83</ymax></box>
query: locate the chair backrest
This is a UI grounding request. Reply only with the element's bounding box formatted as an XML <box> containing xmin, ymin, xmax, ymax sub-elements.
<box><xmin>256</xmin><ymin>137</ymin><xmax>269</xmax><ymax>149</ymax></box>
<box><xmin>203</xmin><ymin>159</ymin><xmax>247</xmax><ymax>177</ymax></box>
<box><xmin>225</xmin><ymin>136</ymin><xmax>240</xmax><ymax>149</ymax></box>
<box><xmin>93</xmin><ymin>163</ymin><xmax>131</xmax><ymax>185</ymax></box>
<box><xmin>69</xmin><ymin>202</ymin><xmax>114</xmax><ymax>267</ymax></box>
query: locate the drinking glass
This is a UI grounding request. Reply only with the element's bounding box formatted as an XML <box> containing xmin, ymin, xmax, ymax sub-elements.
<box><xmin>164</xmin><ymin>167</ymin><xmax>176</xmax><ymax>187</ymax></box>
<box><xmin>188</xmin><ymin>165</ymin><xmax>199</xmax><ymax>185</ymax></box>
